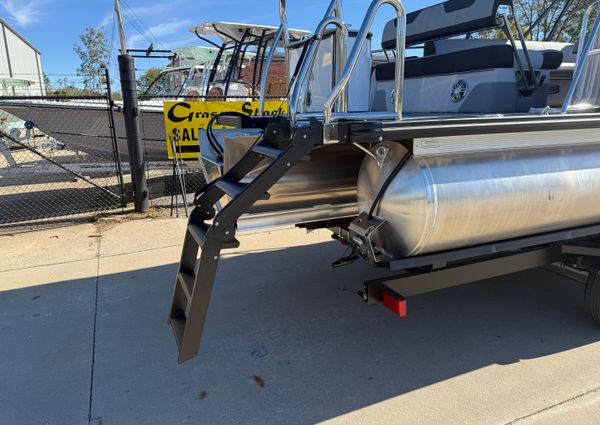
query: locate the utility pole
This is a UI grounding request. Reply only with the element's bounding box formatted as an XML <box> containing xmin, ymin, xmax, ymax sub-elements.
<box><xmin>115</xmin><ymin>0</ymin><xmax>149</xmax><ymax>213</ymax></box>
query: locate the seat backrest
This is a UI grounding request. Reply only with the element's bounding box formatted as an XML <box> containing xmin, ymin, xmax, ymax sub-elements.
<box><xmin>382</xmin><ymin>0</ymin><xmax>513</xmax><ymax>49</ymax></box>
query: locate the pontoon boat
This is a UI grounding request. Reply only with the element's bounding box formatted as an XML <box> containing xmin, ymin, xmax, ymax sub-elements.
<box><xmin>168</xmin><ymin>0</ymin><xmax>600</xmax><ymax>363</ymax></box>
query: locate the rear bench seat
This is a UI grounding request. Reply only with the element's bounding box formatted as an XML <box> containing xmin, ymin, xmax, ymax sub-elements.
<box><xmin>372</xmin><ymin>0</ymin><xmax>564</xmax><ymax>113</ymax></box>
<box><xmin>375</xmin><ymin>44</ymin><xmax>563</xmax><ymax>80</ymax></box>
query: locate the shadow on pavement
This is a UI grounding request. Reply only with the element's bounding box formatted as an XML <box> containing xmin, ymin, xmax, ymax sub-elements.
<box><xmin>1</xmin><ymin>241</ymin><xmax>599</xmax><ymax>424</ymax></box>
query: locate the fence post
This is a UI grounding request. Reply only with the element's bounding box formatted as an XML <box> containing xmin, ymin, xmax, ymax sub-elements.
<box><xmin>117</xmin><ymin>54</ymin><xmax>149</xmax><ymax>213</ymax></box>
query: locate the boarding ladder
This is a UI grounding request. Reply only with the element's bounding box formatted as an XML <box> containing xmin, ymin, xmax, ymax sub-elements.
<box><xmin>168</xmin><ymin>0</ymin><xmax>406</xmax><ymax>363</ymax></box>
<box><xmin>168</xmin><ymin>123</ymin><xmax>317</xmax><ymax>363</ymax></box>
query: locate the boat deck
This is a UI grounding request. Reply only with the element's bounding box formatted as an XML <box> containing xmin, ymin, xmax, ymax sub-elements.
<box><xmin>343</xmin><ymin>110</ymin><xmax>600</xmax><ymax>143</ymax></box>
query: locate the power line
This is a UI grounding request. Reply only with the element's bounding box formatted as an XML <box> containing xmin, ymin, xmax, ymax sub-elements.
<box><xmin>121</xmin><ymin>0</ymin><xmax>168</xmax><ymax>51</ymax></box>
<box><xmin>108</xmin><ymin>13</ymin><xmax>116</xmax><ymax>67</ymax></box>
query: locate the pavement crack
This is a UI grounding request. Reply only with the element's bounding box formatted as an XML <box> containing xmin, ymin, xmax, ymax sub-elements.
<box><xmin>87</xmin><ymin>236</ymin><xmax>102</xmax><ymax>425</ymax></box>
<box><xmin>504</xmin><ymin>385</ymin><xmax>600</xmax><ymax>424</ymax></box>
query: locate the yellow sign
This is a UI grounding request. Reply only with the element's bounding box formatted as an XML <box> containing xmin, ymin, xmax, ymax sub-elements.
<box><xmin>163</xmin><ymin>100</ymin><xmax>288</xmax><ymax>159</ymax></box>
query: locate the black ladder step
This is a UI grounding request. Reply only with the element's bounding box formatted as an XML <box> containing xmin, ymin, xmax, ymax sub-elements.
<box><xmin>252</xmin><ymin>144</ymin><xmax>285</xmax><ymax>159</ymax></box>
<box><xmin>215</xmin><ymin>179</ymin><xmax>270</xmax><ymax>200</ymax></box>
<box><xmin>177</xmin><ymin>271</ymin><xmax>194</xmax><ymax>302</ymax></box>
<box><xmin>188</xmin><ymin>223</ymin><xmax>209</xmax><ymax>246</ymax></box>
<box><xmin>189</xmin><ymin>222</ymin><xmax>240</xmax><ymax>249</ymax></box>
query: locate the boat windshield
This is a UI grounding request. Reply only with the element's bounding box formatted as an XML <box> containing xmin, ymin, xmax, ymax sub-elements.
<box><xmin>143</xmin><ymin>68</ymin><xmax>191</xmax><ymax>98</ymax></box>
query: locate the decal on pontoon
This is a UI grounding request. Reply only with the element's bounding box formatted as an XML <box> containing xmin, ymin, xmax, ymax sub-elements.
<box><xmin>450</xmin><ymin>80</ymin><xmax>468</xmax><ymax>102</ymax></box>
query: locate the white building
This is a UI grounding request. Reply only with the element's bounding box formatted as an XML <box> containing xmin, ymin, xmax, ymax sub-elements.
<box><xmin>0</xmin><ymin>19</ymin><xmax>45</xmax><ymax>96</ymax></box>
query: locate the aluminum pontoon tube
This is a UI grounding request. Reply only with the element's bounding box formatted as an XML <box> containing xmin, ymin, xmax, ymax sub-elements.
<box><xmin>357</xmin><ymin>141</ymin><xmax>600</xmax><ymax>257</ymax></box>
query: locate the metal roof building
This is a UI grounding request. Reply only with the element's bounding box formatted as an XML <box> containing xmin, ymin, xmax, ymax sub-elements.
<box><xmin>0</xmin><ymin>19</ymin><xmax>45</xmax><ymax>96</ymax></box>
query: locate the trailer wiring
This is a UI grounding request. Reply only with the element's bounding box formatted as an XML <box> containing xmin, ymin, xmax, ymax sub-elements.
<box><xmin>206</xmin><ymin>111</ymin><xmax>267</xmax><ymax>162</ymax></box>
<box><xmin>368</xmin><ymin>151</ymin><xmax>413</xmax><ymax>219</ymax></box>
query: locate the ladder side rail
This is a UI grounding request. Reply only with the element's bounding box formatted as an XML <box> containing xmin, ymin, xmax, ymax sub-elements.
<box><xmin>177</xmin><ymin>240</ymin><xmax>221</xmax><ymax>363</ymax></box>
<box><xmin>214</xmin><ymin>128</ymin><xmax>315</xmax><ymax>228</ymax></box>
<box><xmin>322</xmin><ymin>0</ymin><xmax>406</xmax><ymax>126</ymax></box>
<box><xmin>193</xmin><ymin>148</ymin><xmax>267</xmax><ymax>213</ymax></box>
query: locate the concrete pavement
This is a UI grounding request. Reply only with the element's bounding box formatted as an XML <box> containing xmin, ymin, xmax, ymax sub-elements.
<box><xmin>1</xmin><ymin>216</ymin><xmax>600</xmax><ymax>425</ymax></box>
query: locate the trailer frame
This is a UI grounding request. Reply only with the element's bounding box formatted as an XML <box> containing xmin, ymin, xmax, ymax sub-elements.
<box><xmin>327</xmin><ymin>223</ymin><xmax>600</xmax><ymax>319</ymax></box>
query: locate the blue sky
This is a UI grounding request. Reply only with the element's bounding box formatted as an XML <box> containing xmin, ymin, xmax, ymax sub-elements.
<box><xmin>1</xmin><ymin>0</ymin><xmax>436</xmax><ymax>83</ymax></box>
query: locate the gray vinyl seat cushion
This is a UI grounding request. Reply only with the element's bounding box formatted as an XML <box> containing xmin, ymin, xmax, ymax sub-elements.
<box><xmin>375</xmin><ymin>45</ymin><xmax>563</xmax><ymax>81</ymax></box>
<box><xmin>382</xmin><ymin>0</ymin><xmax>514</xmax><ymax>48</ymax></box>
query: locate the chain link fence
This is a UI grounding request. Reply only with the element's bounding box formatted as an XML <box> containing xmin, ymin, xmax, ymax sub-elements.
<box><xmin>0</xmin><ymin>88</ymin><xmax>206</xmax><ymax>233</ymax></box>
<box><xmin>0</xmin><ymin>96</ymin><xmax>126</xmax><ymax>231</ymax></box>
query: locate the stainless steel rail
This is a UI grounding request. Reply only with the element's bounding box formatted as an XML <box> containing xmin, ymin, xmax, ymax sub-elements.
<box><xmin>323</xmin><ymin>0</ymin><xmax>406</xmax><ymax>126</ymax></box>
<box><xmin>325</xmin><ymin>0</ymin><xmax>346</xmax><ymax>116</ymax></box>
<box><xmin>288</xmin><ymin>16</ymin><xmax>348</xmax><ymax>121</ymax></box>
<box><xmin>576</xmin><ymin>1</ymin><xmax>600</xmax><ymax>67</ymax></box>
<box><xmin>562</xmin><ymin>2</ymin><xmax>600</xmax><ymax>112</ymax></box>
<box><xmin>325</xmin><ymin>0</ymin><xmax>343</xmax><ymax>19</ymax></box>
<box><xmin>258</xmin><ymin>0</ymin><xmax>289</xmax><ymax>115</ymax></box>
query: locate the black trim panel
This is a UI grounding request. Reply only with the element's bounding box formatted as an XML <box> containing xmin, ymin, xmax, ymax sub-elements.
<box><xmin>346</xmin><ymin>114</ymin><xmax>600</xmax><ymax>143</ymax></box>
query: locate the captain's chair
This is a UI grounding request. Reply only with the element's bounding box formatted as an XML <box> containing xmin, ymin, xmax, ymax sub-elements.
<box><xmin>372</xmin><ymin>0</ymin><xmax>564</xmax><ymax>114</ymax></box>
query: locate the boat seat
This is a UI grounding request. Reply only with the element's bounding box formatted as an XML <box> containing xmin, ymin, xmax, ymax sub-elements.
<box><xmin>371</xmin><ymin>42</ymin><xmax>563</xmax><ymax>114</ymax></box>
<box><xmin>372</xmin><ymin>0</ymin><xmax>564</xmax><ymax>113</ymax></box>
<box><xmin>423</xmin><ymin>39</ymin><xmax>567</xmax><ymax>68</ymax></box>
<box><xmin>374</xmin><ymin>45</ymin><xmax>562</xmax><ymax>81</ymax></box>
<box><xmin>382</xmin><ymin>0</ymin><xmax>514</xmax><ymax>48</ymax></box>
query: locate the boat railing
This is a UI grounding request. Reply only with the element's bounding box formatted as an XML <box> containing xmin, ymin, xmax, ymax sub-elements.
<box><xmin>295</xmin><ymin>0</ymin><xmax>406</xmax><ymax>134</ymax></box>
<box><xmin>288</xmin><ymin>0</ymin><xmax>348</xmax><ymax>121</ymax></box>
<box><xmin>288</xmin><ymin>20</ymin><xmax>348</xmax><ymax>120</ymax></box>
<box><xmin>562</xmin><ymin>1</ymin><xmax>600</xmax><ymax>112</ymax></box>
<box><xmin>576</xmin><ymin>2</ymin><xmax>600</xmax><ymax>67</ymax></box>
<box><xmin>258</xmin><ymin>0</ymin><xmax>289</xmax><ymax>115</ymax></box>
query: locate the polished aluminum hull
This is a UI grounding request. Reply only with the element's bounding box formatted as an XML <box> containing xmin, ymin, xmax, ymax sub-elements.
<box><xmin>358</xmin><ymin>139</ymin><xmax>600</xmax><ymax>257</ymax></box>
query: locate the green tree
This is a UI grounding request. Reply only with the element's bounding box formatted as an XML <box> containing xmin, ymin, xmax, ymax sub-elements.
<box><xmin>73</xmin><ymin>27</ymin><xmax>110</xmax><ymax>94</ymax></box>
<box><xmin>514</xmin><ymin>0</ymin><xmax>596</xmax><ymax>41</ymax></box>
<box><xmin>478</xmin><ymin>1</ymin><xmax>596</xmax><ymax>41</ymax></box>
<box><xmin>42</xmin><ymin>73</ymin><xmax>51</xmax><ymax>91</ymax></box>
<box><xmin>137</xmin><ymin>67</ymin><xmax>162</xmax><ymax>95</ymax></box>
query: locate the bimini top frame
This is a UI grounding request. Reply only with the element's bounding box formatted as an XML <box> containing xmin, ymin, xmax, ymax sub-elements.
<box><xmin>189</xmin><ymin>20</ymin><xmax>309</xmax><ymax>99</ymax></box>
<box><xmin>189</xmin><ymin>22</ymin><xmax>308</xmax><ymax>46</ymax></box>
